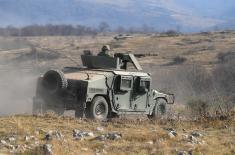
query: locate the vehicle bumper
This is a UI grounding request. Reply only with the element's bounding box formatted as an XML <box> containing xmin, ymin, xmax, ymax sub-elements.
<box><xmin>166</xmin><ymin>94</ymin><xmax>175</xmax><ymax>104</ymax></box>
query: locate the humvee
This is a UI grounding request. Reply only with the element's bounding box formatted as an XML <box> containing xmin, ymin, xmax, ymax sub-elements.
<box><xmin>33</xmin><ymin>52</ymin><xmax>174</xmax><ymax>120</ymax></box>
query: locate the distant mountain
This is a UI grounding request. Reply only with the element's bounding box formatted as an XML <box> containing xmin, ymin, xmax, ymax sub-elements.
<box><xmin>0</xmin><ymin>0</ymin><xmax>234</xmax><ymax>32</ymax></box>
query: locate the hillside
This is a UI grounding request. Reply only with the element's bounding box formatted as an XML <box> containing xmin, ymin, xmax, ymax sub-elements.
<box><xmin>0</xmin><ymin>0</ymin><xmax>235</xmax><ymax>31</ymax></box>
<box><xmin>0</xmin><ymin>31</ymin><xmax>235</xmax><ymax>115</ymax></box>
<box><xmin>0</xmin><ymin>31</ymin><xmax>234</xmax><ymax>154</ymax></box>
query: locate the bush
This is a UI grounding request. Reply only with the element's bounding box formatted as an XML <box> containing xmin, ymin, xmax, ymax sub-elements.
<box><xmin>187</xmin><ymin>99</ymin><xmax>210</xmax><ymax>118</ymax></box>
<box><xmin>165</xmin><ymin>30</ymin><xmax>179</xmax><ymax>37</ymax></box>
<box><xmin>217</xmin><ymin>51</ymin><xmax>235</xmax><ymax>63</ymax></box>
<box><xmin>173</xmin><ymin>56</ymin><xmax>187</xmax><ymax>64</ymax></box>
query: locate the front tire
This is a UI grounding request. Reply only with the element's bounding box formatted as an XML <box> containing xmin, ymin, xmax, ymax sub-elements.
<box><xmin>148</xmin><ymin>98</ymin><xmax>167</xmax><ymax>119</ymax></box>
<box><xmin>86</xmin><ymin>96</ymin><xmax>109</xmax><ymax>120</ymax></box>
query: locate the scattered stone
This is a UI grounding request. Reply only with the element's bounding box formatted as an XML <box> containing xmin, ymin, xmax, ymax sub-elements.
<box><xmin>191</xmin><ymin>131</ymin><xmax>203</xmax><ymax>137</ymax></box>
<box><xmin>189</xmin><ymin>135</ymin><xmax>199</xmax><ymax>144</ymax></box>
<box><xmin>146</xmin><ymin>141</ymin><xmax>154</xmax><ymax>145</ymax></box>
<box><xmin>1</xmin><ymin>140</ymin><xmax>7</xmax><ymax>145</ymax></box>
<box><xmin>178</xmin><ymin>151</ymin><xmax>189</xmax><ymax>155</ymax></box>
<box><xmin>87</xmin><ymin>132</ymin><xmax>95</xmax><ymax>137</ymax></box>
<box><xmin>106</xmin><ymin>132</ymin><xmax>122</xmax><ymax>140</ymax></box>
<box><xmin>168</xmin><ymin>131</ymin><xmax>177</xmax><ymax>138</ymax></box>
<box><xmin>95</xmin><ymin>135</ymin><xmax>106</xmax><ymax>141</ymax></box>
<box><xmin>182</xmin><ymin>134</ymin><xmax>189</xmax><ymax>139</ymax></box>
<box><xmin>8</xmin><ymin>137</ymin><xmax>16</xmax><ymax>143</ymax></box>
<box><xmin>73</xmin><ymin>129</ymin><xmax>94</xmax><ymax>140</ymax></box>
<box><xmin>54</xmin><ymin>131</ymin><xmax>64</xmax><ymax>140</ymax></box>
<box><xmin>96</xmin><ymin>127</ymin><xmax>104</xmax><ymax>132</ymax></box>
<box><xmin>24</xmin><ymin>136</ymin><xmax>30</xmax><ymax>142</ymax></box>
<box><xmin>43</xmin><ymin>144</ymin><xmax>53</xmax><ymax>155</ymax></box>
<box><xmin>1</xmin><ymin>140</ymin><xmax>15</xmax><ymax>150</ymax></box>
<box><xmin>95</xmin><ymin>132</ymin><xmax>122</xmax><ymax>141</ymax></box>
<box><xmin>45</xmin><ymin>131</ymin><xmax>53</xmax><ymax>141</ymax></box>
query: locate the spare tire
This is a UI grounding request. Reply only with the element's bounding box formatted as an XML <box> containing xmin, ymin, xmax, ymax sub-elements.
<box><xmin>42</xmin><ymin>70</ymin><xmax>68</xmax><ymax>94</ymax></box>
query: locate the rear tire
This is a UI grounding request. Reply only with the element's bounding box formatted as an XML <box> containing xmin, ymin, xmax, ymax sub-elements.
<box><xmin>86</xmin><ymin>96</ymin><xmax>109</xmax><ymax>120</ymax></box>
<box><xmin>147</xmin><ymin>98</ymin><xmax>167</xmax><ymax>120</ymax></box>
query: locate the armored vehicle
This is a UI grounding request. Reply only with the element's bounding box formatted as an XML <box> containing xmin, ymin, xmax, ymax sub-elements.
<box><xmin>33</xmin><ymin>52</ymin><xmax>174</xmax><ymax>120</ymax></box>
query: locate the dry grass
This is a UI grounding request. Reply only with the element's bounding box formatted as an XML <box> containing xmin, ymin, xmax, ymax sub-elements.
<box><xmin>0</xmin><ymin>115</ymin><xmax>234</xmax><ymax>155</ymax></box>
<box><xmin>0</xmin><ymin>32</ymin><xmax>235</xmax><ymax>154</ymax></box>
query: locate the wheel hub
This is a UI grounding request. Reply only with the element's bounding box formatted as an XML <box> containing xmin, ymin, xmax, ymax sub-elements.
<box><xmin>95</xmin><ymin>103</ymin><xmax>106</xmax><ymax>115</ymax></box>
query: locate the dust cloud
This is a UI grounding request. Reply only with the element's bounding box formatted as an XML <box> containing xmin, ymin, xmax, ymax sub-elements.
<box><xmin>0</xmin><ymin>69</ymin><xmax>38</xmax><ymax>116</ymax></box>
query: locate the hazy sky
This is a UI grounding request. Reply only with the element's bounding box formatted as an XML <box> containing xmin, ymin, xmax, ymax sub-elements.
<box><xmin>0</xmin><ymin>0</ymin><xmax>234</xmax><ymax>31</ymax></box>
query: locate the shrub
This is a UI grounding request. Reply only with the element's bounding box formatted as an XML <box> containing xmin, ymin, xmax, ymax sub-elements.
<box><xmin>217</xmin><ymin>51</ymin><xmax>235</xmax><ymax>63</ymax></box>
<box><xmin>187</xmin><ymin>98</ymin><xmax>210</xmax><ymax>118</ymax></box>
<box><xmin>172</xmin><ymin>56</ymin><xmax>187</xmax><ymax>64</ymax></box>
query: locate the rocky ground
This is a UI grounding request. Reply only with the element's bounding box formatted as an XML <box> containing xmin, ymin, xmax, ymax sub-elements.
<box><xmin>0</xmin><ymin>115</ymin><xmax>234</xmax><ymax>155</ymax></box>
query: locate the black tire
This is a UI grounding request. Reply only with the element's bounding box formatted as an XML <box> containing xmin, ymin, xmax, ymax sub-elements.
<box><xmin>86</xmin><ymin>96</ymin><xmax>109</xmax><ymax>120</ymax></box>
<box><xmin>147</xmin><ymin>98</ymin><xmax>167</xmax><ymax>120</ymax></box>
<box><xmin>42</xmin><ymin>70</ymin><xmax>68</xmax><ymax>94</ymax></box>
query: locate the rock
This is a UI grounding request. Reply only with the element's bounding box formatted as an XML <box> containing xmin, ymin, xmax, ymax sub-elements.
<box><xmin>96</xmin><ymin>127</ymin><xmax>104</xmax><ymax>132</ymax></box>
<box><xmin>189</xmin><ymin>135</ymin><xmax>199</xmax><ymax>144</ymax></box>
<box><xmin>43</xmin><ymin>144</ymin><xmax>53</xmax><ymax>155</ymax></box>
<box><xmin>182</xmin><ymin>134</ymin><xmax>189</xmax><ymax>139</ymax></box>
<box><xmin>54</xmin><ymin>131</ymin><xmax>64</xmax><ymax>140</ymax></box>
<box><xmin>146</xmin><ymin>141</ymin><xmax>154</xmax><ymax>145</ymax></box>
<box><xmin>1</xmin><ymin>140</ymin><xmax>7</xmax><ymax>145</ymax></box>
<box><xmin>168</xmin><ymin>131</ymin><xmax>177</xmax><ymax>138</ymax></box>
<box><xmin>24</xmin><ymin>136</ymin><xmax>30</xmax><ymax>142</ymax></box>
<box><xmin>95</xmin><ymin>135</ymin><xmax>106</xmax><ymax>141</ymax></box>
<box><xmin>95</xmin><ymin>132</ymin><xmax>122</xmax><ymax>141</ymax></box>
<box><xmin>191</xmin><ymin>131</ymin><xmax>203</xmax><ymax>137</ymax></box>
<box><xmin>73</xmin><ymin>129</ymin><xmax>94</xmax><ymax>140</ymax></box>
<box><xmin>178</xmin><ymin>151</ymin><xmax>189</xmax><ymax>155</ymax></box>
<box><xmin>1</xmin><ymin>140</ymin><xmax>15</xmax><ymax>150</ymax></box>
<box><xmin>8</xmin><ymin>137</ymin><xmax>16</xmax><ymax>143</ymax></box>
<box><xmin>45</xmin><ymin>131</ymin><xmax>53</xmax><ymax>141</ymax></box>
<box><xmin>87</xmin><ymin>132</ymin><xmax>95</xmax><ymax>137</ymax></box>
<box><xmin>106</xmin><ymin>132</ymin><xmax>122</xmax><ymax>140</ymax></box>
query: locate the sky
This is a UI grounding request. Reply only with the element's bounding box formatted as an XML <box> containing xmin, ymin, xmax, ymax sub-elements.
<box><xmin>0</xmin><ymin>0</ymin><xmax>234</xmax><ymax>31</ymax></box>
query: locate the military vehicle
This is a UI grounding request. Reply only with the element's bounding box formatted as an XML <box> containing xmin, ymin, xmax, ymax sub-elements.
<box><xmin>114</xmin><ymin>34</ymin><xmax>133</xmax><ymax>40</ymax></box>
<box><xmin>33</xmin><ymin>52</ymin><xmax>174</xmax><ymax>120</ymax></box>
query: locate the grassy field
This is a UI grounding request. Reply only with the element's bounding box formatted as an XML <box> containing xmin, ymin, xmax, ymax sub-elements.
<box><xmin>0</xmin><ymin>32</ymin><xmax>235</xmax><ymax>154</ymax></box>
<box><xmin>1</xmin><ymin>31</ymin><xmax>235</xmax><ymax>70</ymax></box>
<box><xmin>0</xmin><ymin>115</ymin><xmax>234</xmax><ymax>155</ymax></box>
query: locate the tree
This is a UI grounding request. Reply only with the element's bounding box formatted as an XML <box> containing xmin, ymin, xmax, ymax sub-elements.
<box><xmin>99</xmin><ymin>21</ymin><xmax>110</xmax><ymax>33</ymax></box>
<box><xmin>116</xmin><ymin>26</ymin><xmax>126</xmax><ymax>33</ymax></box>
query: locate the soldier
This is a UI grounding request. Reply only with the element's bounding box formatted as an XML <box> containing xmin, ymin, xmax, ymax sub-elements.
<box><xmin>98</xmin><ymin>45</ymin><xmax>112</xmax><ymax>57</ymax></box>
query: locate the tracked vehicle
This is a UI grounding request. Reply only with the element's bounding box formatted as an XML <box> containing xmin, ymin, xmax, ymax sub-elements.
<box><xmin>33</xmin><ymin>52</ymin><xmax>174</xmax><ymax>120</ymax></box>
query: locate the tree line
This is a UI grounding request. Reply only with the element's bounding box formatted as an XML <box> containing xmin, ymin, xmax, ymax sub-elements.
<box><xmin>0</xmin><ymin>24</ymin><xmax>98</xmax><ymax>36</ymax></box>
<box><xmin>0</xmin><ymin>22</ymin><xmax>161</xmax><ymax>37</ymax></box>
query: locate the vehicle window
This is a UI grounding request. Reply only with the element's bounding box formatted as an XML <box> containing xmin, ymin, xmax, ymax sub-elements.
<box><xmin>121</xmin><ymin>78</ymin><xmax>132</xmax><ymax>89</ymax></box>
<box><xmin>140</xmin><ymin>80</ymin><xmax>150</xmax><ymax>90</ymax></box>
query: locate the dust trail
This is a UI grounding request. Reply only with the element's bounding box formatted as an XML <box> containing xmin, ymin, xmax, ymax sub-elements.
<box><xmin>0</xmin><ymin>69</ymin><xmax>38</xmax><ymax>115</ymax></box>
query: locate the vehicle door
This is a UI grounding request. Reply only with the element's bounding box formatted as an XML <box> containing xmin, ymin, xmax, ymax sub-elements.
<box><xmin>131</xmin><ymin>77</ymin><xmax>150</xmax><ymax>111</ymax></box>
<box><xmin>113</xmin><ymin>75</ymin><xmax>133</xmax><ymax>110</ymax></box>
